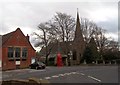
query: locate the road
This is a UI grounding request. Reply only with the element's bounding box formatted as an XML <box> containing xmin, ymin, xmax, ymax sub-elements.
<box><xmin>2</xmin><ymin>66</ymin><xmax>119</xmax><ymax>84</ymax></box>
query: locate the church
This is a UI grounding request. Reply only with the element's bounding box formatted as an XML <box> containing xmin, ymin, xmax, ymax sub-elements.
<box><xmin>40</xmin><ymin>11</ymin><xmax>97</xmax><ymax>66</ymax></box>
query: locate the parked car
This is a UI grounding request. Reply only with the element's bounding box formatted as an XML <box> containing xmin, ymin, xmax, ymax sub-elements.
<box><xmin>29</xmin><ymin>61</ymin><xmax>46</xmax><ymax>69</ymax></box>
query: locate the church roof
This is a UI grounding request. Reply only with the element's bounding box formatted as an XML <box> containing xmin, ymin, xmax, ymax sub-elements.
<box><xmin>40</xmin><ymin>41</ymin><xmax>73</xmax><ymax>56</ymax></box>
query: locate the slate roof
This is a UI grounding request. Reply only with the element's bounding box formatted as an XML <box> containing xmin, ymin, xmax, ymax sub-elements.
<box><xmin>1</xmin><ymin>28</ymin><xmax>36</xmax><ymax>51</ymax></box>
<box><xmin>2</xmin><ymin>31</ymin><xmax>15</xmax><ymax>45</ymax></box>
<box><xmin>40</xmin><ymin>41</ymin><xmax>73</xmax><ymax>56</ymax></box>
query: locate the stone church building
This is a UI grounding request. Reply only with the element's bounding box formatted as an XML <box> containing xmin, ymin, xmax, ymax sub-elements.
<box><xmin>40</xmin><ymin>12</ymin><xmax>91</xmax><ymax>66</ymax></box>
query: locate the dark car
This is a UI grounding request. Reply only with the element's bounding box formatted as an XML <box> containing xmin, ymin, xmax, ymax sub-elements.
<box><xmin>29</xmin><ymin>61</ymin><xmax>46</xmax><ymax>69</ymax></box>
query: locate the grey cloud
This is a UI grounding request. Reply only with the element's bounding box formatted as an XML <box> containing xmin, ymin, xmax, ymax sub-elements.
<box><xmin>0</xmin><ymin>1</ymin><xmax>118</xmax><ymax>49</ymax></box>
<box><xmin>97</xmin><ymin>18</ymin><xmax>118</xmax><ymax>33</ymax></box>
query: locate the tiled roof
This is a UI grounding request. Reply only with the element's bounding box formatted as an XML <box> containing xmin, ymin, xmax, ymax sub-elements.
<box><xmin>40</xmin><ymin>41</ymin><xmax>73</xmax><ymax>56</ymax></box>
<box><xmin>2</xmin><ymin>31</ymin><xmax>15</xmax><ymax>45</ymax></box>
<box><xmin>1</xmin><ymin>28</ymin><xmax>36</xmax><ymax>51</ymax></box>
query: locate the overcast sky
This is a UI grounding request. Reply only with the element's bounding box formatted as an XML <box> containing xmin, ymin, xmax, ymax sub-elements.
<box><xmin>0</xmin><ymin>0</ymin><xmax>119</xmax><ymax>51</ymax></box>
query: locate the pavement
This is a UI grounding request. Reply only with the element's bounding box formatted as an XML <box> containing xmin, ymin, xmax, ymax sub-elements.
<box><xmin>2</xmin><ymin>68</ymin><xmax>46</xmax><ymax>79</ymax></box>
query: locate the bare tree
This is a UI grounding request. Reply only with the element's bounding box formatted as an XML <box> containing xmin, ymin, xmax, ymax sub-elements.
<box><xmin>48</xmin><ymin>12</ymin><xmax>75</xmax><ymax>42</ymax></box>
<box><xmin>81</xmin><ymin>18</ymin><xmax>108</xmax><ymax>49</ymax></box>
<box><xmin>80</xmin><ymin>18</ymin><xmax>114</xmax><ymax>60</ymax></box>
<box><xmin>81</xmin><ymin>18</ymin><xmax>102</xmax><ymax>42</ymax></box>
<box><xmin>33</xmin><ymin>23</ymin><xmax>55</xmax><ymax>65</ymax></box>
<box><xmin>33</xmin><ymin>12</ymin><xmax>75</xmax><ymax>65</ymax></box>
<box><xmin>46</xmin><ymin>12</ymin><xmax>76</xmax><ymax>59</ymax></box>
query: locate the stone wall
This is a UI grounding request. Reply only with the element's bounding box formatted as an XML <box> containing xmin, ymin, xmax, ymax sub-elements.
<box><xmin>1</xmin><ymin>78</ymin><xmax>50</xmax><ymax>85</ymax></box>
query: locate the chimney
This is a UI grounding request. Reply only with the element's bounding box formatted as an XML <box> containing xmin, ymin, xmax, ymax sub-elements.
<box><xmin>26</xmin><ymin>34</ymin><xmax>29</xmax><ymax>41</ymax></box>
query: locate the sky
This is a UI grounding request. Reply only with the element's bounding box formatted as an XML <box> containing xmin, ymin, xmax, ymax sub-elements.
<box><xmin>0</xmin><ymin>0</ymin><xmax>119</xmax><ymax>51</ymax></box>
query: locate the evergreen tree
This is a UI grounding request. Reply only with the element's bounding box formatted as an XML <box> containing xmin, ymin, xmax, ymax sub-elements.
<box><xmin>88</xmin><ymin>37</ymin><xmax>100</xmax><ymax>61</ymax></box>
<box><xmin>83</xmin><ymin>46</ymin><xmax>93</xmax><ymax>64</ymax></box>
<box><xmin>82</xmin><ymin>37</ymin><xmax>100</xmax><ymax>64</ymax></box>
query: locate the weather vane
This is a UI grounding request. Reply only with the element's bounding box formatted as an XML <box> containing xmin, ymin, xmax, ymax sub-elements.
<box><xmin>77</xmin><ymin>8</ymin><xmax>79</xmax><ymax>12</ymax></box>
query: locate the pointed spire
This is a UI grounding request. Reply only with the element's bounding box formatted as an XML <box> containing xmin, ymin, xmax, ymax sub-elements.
<box><xmin>77</xmin><ymin>8</ymin><xmax>80</xmax><ymax>24</ymax></box>
<box><xmin>74</xmin><ymin>9</ymin><xmax>83</xmax><ymax>41</ymax></box>
<box><xmin>77</xmin><ymin>8</ymin><xmax>78</xmax><ymax>12</ymax></box>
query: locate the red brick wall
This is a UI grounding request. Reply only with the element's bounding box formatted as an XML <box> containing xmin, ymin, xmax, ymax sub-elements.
<box><xmin>2</xmin><ymin>29</ymin><xmax>36</xmax><ymax>70</ymax></box>
<box><xmin>20</xmin><ymin>48</ymin><xmax>36</xmax><ymax>68</ymax></box>
<box><xmin>2</xmin><ymin>47</ymin><xmax>16</xmax><ymax>70</ymax></box>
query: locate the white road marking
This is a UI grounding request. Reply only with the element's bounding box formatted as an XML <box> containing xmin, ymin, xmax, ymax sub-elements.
<box><xmin>58</xmin><ymin>74</ymin><xmax>64</xmax><ymax>77</ymax></box>
<box><xmin>88</xmin><ymin>76</ymin><xmax>101</xmax><ymax>82</ymax></box>
<box><xmin>44</xmin><ymin>77</ymin><xmax>51</xmax><ymax>80</ymax></box>
<box><xmin>71</xmin><ymin>72</ymin><xmax>77</xmax><ymax>74</ymax></box>
<box><xmin>52</xmin><ymin>75</ymin><xmax>59</xmax><ymax>78</ymax></box>
<box><xmin>80</xmin><ymin>73</ymin><xmax>85</xmax><ymax>76</ymax></box>
<box><xmin>64</xmin><ymin>73</ymin><xmax>71</xmax><ymax>75</ymax></box>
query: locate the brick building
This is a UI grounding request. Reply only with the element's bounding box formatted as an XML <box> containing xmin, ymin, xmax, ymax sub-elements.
<box><xmin>1</xmin><ymin>28</ymin><xmax>36</xmax><ymax>70</ymax></box>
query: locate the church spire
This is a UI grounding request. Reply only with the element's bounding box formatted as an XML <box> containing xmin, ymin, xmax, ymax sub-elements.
<box><xmin>74</xmin><ymin>9</ymin><xmax>84</xmax><ymax>41</ymax></box>
<box><xmin>72</xmin><ymin>9</ymin><xmax>86</xmax><ymax>65</ymax></box>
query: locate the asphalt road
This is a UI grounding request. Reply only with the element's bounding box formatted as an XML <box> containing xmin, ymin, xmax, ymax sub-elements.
<box><xmin>2</xmin><ymin>66</ymin><xmax>119</xmax><ymax>84</ymax></box>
